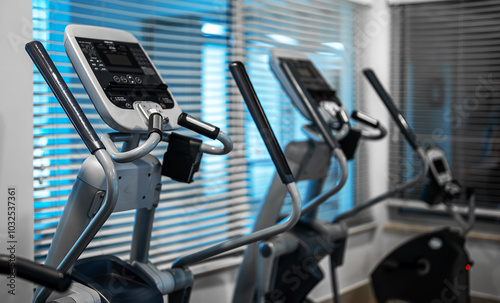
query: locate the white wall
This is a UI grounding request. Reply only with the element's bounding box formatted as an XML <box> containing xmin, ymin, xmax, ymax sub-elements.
<box><xmin>0</xmin><ymin>0</ymin><xmax>34</xmax><ymax>302</ymax></box>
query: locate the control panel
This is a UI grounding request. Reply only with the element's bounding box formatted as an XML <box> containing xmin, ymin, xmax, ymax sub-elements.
<box><xmin>426</xmin><ymin>147</ymin><xmax>453</xmax><ymax>186</ymax></box>
<box><xmin>65</xmin><ymin>24</ymin><xmax>182</xmax><ymax>132</ymax></box>
<box><xmin>75</xmin><ymin>38</ymin><xmax>175</xmax><ymax>111</ymax></box>
<box><xmin>270</xmin><ymin>49</ymin><xmax>343</xmax><ymax>124</ymax></box>
<box><xmin>281</xmin><ymin>58</ymin><xmax>341</xmax><ymax>106</ymax></box>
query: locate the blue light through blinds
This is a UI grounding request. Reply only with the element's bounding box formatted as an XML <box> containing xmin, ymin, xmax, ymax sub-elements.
<box><xmin>32</xmin><ymin>0</ymin><xmax>251</xmax><ymax>269</ymax></box>
<box><xmin>242</xmin><ymin>0</ymin><xmax>357</xmax><ymax>221</ymax></box>
<box><xmin>32</xmin><ymin>0</ymin><xmax>360</xmax><ymax>269</ymax></box>
<box><xmin>390</xmin><ymin>1</ymin><xmax>500</xmax><ymax>209</ymax></box>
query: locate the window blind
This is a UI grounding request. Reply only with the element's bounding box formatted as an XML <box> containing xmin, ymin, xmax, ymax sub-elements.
<box><xmin>390</xmin><ymin>0</ymin><xmax>500</xmax><ymax>209</ymax></box>
<box><xmin>33</xmin><ymin>0</ymin><xmax>251</xmax><ymax>269</ymax></box>
<box><xmin>33</xmin><ymin>0</ymin><xmax>362</xmax><ymax>270</ymax></box>
<box><xmin>241</xmin><ymin>0</ymin><xmax>360</xmax><ymax>222</ymax></box>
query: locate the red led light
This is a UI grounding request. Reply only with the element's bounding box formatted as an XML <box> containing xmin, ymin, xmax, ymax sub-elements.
<box><xmin>465</xmin><ymin>264</ymin><xmax>471</xmax><ymax>271</ymax></box>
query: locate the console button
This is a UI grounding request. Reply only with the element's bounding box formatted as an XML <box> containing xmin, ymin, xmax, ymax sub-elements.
<box><xmin>113</xmin><ymin>76</ymin><xmax>120</xmax><ymax>82</ymax></box>
<box><xmin>135</xmin><ymin>77</ymin><xmax>142</xmax><ymax>84</ymax></box>
<box><xmin>120</xmin><ymin>76</ymin><xmax>128</xmax><ymax>83</ymax></box>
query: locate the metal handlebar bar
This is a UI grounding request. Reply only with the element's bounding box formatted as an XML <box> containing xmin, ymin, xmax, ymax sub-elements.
<box><xmin>0</xmin><ymin>255</ymin><xmax>71</xmax><ymax>292</ymax></box>
<box><xmin>170</xmin><ymin>61</ymin><xmax>303</xmax><ymax>269</ymax></box>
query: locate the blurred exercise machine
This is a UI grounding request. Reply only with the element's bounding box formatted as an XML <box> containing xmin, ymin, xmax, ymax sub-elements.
<box><xmin>233</xmin><ymin>52</ymin><xmax>474</xmax><ymax>303</ymax></box>
<box><xmin>232</xmin><ymin>51</ymin><xmax>405</xmax><ymax>303</ymax></box>
<box><xmin>364</xmin><ymin>69</ymin><xmax>474</xmax><ymax>303</ymax></box>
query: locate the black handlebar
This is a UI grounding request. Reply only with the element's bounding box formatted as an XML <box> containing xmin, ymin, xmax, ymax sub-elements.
<box><xmin>25</xmin><ymin>41</ymin><xmax>105</xmax><ymax>154</ymax></box>
<box><xmin>229</xmin><ymin>61</ymin><xmax>295</xmax><ymax>184</ymax></box>
<box><xmin>351</xmin><ymin>110</ymin><xmax>379</xmax><ymax>128</ymax></box>
<box><xmin>178</xmin><ymin>113</ymin><xmax>220</xmax><ymax>139</ymax></box>
<box><xmin>0</xmin><ymin>255</ymin><xmax>71</xmax><ymax>292</ymax></box>
<box><xmin>363</xmin><ymin>69</ymin><xmax>419</xmax><ymax>150</ymax></box>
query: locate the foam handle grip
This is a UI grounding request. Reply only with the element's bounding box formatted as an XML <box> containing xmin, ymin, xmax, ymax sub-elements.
<box><xmin>363</xmin><ymin>69</ymin><xmax>419</xmax><ymax>150</ymax></box>
<box><xmin>230</xmin><ymin>61</ymin><xmax>294</xmax><ymax>184</ymax></box>
<box><xmin>0</xmin><ymin>255</ymin><xmax>71</xmax><ymax>291</ymax></box>
<box><xmin>351</xmin><ymin>110</ymin><xmax>379</xmax><ymax>128</ymax></box>
<box><xmin>178</xmin><ymin>113</ymin><xmax>220</xmax><ymax>139</ymax></box>
<box><xmin>25</xmin><ymin>41</ymin><xmax>104</xmax><ymax>154</ymax></box>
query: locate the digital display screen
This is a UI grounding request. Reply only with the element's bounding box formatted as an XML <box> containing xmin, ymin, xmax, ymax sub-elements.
<box><xmin>106</xmin><ymin>53</ymin><xmax>133</xmax><ymax>66</ymax></box>
<box><xmin>298</xmin><ymin>67</ymin><xmax>313</xmax><ymax>77</ymax></box>
<box><xmin>433</xmin><ymin>158</ymin><xmax>447</xmax><ymax>174</ymax></box>
<box><xmin>95</xmin><ymin>42</ymin><xmax>143</xmax><ymax>74</ymax></box>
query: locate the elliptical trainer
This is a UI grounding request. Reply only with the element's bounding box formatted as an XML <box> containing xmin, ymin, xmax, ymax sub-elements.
<box><xmin>365</xmin><ymin>69</ymin><xmax>474</xmax><ymax>303</ymax></box>
<box><xmin>26</xmin><ymin>24</ymin><xmax>304</xmax><ymax>303</ymax></box>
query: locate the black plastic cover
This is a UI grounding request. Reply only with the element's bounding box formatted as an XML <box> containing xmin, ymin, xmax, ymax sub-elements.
<box><xmin>339</xmin><ymin>129</ymin><xmax>361</xmax><ymax>160</ymax></box>
<box><xmin>371</xmin><ymin>228</ymin><xmax>471</xmax><ymax>303</ymax></box>
<box><xmin>162</xmin><ymin>133</ymin><xmax>203</xmax><ymax>183</ymax></box>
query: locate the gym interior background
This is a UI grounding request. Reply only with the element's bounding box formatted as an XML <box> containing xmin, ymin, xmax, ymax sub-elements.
<box><xmin>0</xmin><ymin>0</ymin><xmax>499</xmax><ymax>302</ymax></box>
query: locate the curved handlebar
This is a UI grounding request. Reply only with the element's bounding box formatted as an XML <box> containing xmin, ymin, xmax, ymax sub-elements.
<box><xmin>330</xmin><ymin>68</ymin><xmax>429</xmax><ymax>224</ymax></box>
<box><xmin>363</xmin><ymin>69</ymin><xmax>419</xmax><ymax>150</ymax></box>
<box><xmin>351</xmin><ymin>110</ymin><xmax>387</xmax><ymax>140</ymax></box>
<box><xmin>25</xmin><ymin>41</ymin><xmax>105</xmax><ymax>154</ymax></box>
<box><xmin>176</xmin><ymin>113</ymin><xmax>233</xmax><ymax>155</ymax></box>
<box><xmin>230</xmin><ymin>61</ymin><xmax>295</xmax><ymax>184</ymax></box>
<box><xmin>28</xmin><ymin>42</ymin><xmax>120</xmax><ymax>303</ymax></box>
<box><xmin>172</xmin><ymin>183</ymin><xmax>301</xmax><ymax>268</ymax></box>
<box><xmin>332</xmin><ymin>146</ymin><xmax>428</xmax><ymax>223</ymax></box>
<box><xmin>34</xmin><ymin>149</ymin><xmax>119</xmax><ymax>303</ymax></box>
<box><xmin>230</xmin><ymin>61</ymin><xmax>350</xmax><ymax>216</ymax></box>
<box><xmin>351</xmin><ymin>110</ymin><xmax>378</xmax><ymax>128</ymax></box>
<box><xmin>206</xmin><ymin>131</ymin><xmax>233</xmax><ymax>155</ymax></box>
<box><xmin>178</xmin><ymin>113</ymin><xmax>219</xmax><ymax>139</ymax></box>
<box><xmin>170</xmin><ymin>61</ymin><xmax>303</xmax><ymax>268</ymax></box>
<box><xmin>0</xmin><ymin>255</ymin><xmax>71</xmax><ymax>292</ymax></box>
<box><xmin>301</xmin><ymin>147</ymin><xmax>349</xmax><ymax>215</ymax></box>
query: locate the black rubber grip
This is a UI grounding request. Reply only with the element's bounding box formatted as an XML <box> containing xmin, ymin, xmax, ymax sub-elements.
<box><xmin>178</xmin><ymin>113</ymin><xmax>220</xmax><ymax>140</ymax></box>
<box><xmin>230</xmin><ymin>61</ymin><xmax>295</xmax><ymax>184</ymax></box>
<box><xmin>363</xmin><ymin>69</ymin><xmax>419</xmax><ymax>150</ymax></box>
<box><xmin>0</xmin><ymin>255</ymin><xmax>71</xmax><ymax>291</ymax></box>
<box><xmin>351</xmin><ymin>110</ymin><xmax>379</xmax><ymax>128</ymax></box>
<box><xmin>25</xmin><ymin>41</ymin><xmax>104</xmax><ymax>154</ymax></box>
